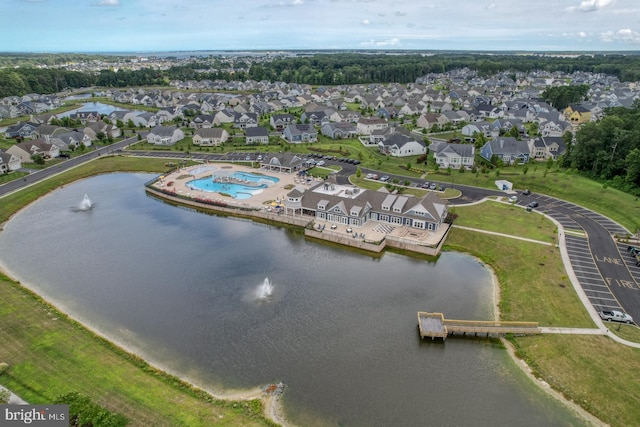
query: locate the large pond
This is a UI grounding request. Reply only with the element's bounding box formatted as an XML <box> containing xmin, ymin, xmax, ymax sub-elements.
<box><xmin>57</xmin><ymin>102</ymin><xmax>144</xmax><ymax>117</ymax></box>
<box><xmin>0</xmin><ymin>174</ymin><xmax>585</xmax><ymax>426</ymax></box>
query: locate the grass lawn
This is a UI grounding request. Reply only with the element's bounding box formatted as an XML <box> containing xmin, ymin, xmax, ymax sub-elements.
<box><xmin>511</xmin><ymin>335</ymin><xmax>640</xmax><ymax>427</ymax></box>
<box><xmin>446</xmin><ymin>225</ymin><xmax>640</xmax><ymax>427</ymax></box>
<box><xmin>0</xmin><ymin>274</ymin><xmax>272</xmax><ymax>427</ymax></box>
<box><xmin>440</xmin><ymin>166</ymin><xmax>640</xmax><ymax>233</ymax></box>
<box><xmin>451</xmin><ymin>199</ymin><xmax>558</xmax><ymax>243</ymax></box>
<box><xmin>444</xmin><ymin>227</ymin><xmax>593</xmax><ymax>327</ymax></box>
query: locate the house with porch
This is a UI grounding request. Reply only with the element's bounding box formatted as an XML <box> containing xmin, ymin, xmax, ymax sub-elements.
<box><xmin>480</xmin><ymin>137</ymin><xmax>531</xmax><ymax>165</ymax></box>
<box><xmin>193</xmin><ymin>128</ymin><xmax>229</xmax><ymax>146</ymax></box>
<box><xmin>245</xmin><ymin>126</ymin><xmax>269</xmax><ymax>145</ymax></box>
<box><xmin>433</xmin><ymin>143</ymin><xmax>475</xmax><ymax>169</ymax></box>
<box><xmin>321</xmin><ymin>122</ymin><xmax>358</xmax><ymax>140</ymax></box>
<box><xmin>282</xmin><ymin>124</ymin><xmax>317</xmax><ymax>143</ymax></box>
<box><xmin>6</xmin><ymin>140</ymin><xmax>59</xmax><ymax>162</ymax></box>
<box><xmin>378</xmin><ymin>133</ymin><xmax>426</xmax><ymax>157</ymax></box>
<box><xmin>147</xmin><ymin>126</ymin><xmax>185</xmax><ymax>145</ymax></box>
<box><xmin>270</xmin><ymin>113</ymin><xmax>296</xmax><ymax>131</ymax></box>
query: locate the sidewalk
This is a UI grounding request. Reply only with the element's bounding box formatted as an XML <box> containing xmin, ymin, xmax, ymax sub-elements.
<box><xmin>0</xmin><ymin>384</ymin><xmax>28</xmax><ymax>404</ymax></box>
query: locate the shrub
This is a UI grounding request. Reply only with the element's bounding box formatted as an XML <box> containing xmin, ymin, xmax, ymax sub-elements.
<box><xmin>0</xmin><ymin>362</ymin><xmax>8</xmax><ymax>375</ymax></box>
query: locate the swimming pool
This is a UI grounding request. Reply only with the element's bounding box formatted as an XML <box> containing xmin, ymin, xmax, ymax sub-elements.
<box><xmin>186</xmin><ymin>172</ymin><xmax>279</xmax><ymax>200</ymax></box>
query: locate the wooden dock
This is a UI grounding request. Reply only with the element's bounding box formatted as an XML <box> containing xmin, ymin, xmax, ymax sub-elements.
<box><xmin>418</xmin><ymin>311</ymin><xmax>541</xmax><ymax>340</ymax></box>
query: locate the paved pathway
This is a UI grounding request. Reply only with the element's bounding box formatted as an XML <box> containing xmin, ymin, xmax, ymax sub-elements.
<box><xmin>0</xmin><ymin>384</ymin><xmax>28</xmax><ymax>404</ymax></box>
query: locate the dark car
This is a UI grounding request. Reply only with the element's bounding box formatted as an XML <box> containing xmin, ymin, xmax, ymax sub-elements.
<box><xmin>527</xmin><ymin>201</ymin><xmax>539</xmax><ymax>208</ymax></box>
<box><xmin>522</xmin><ymin>189</ymin><xmax>531</xmax><ymax>195</ymax></box>
<box><xmin>58</xmin><ymin>153</ymin><xmax>71</xmax><ymax>158</ymax></box>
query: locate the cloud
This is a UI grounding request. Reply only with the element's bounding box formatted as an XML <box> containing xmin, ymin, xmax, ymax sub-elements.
<box><xmin>361</xmin><ymin>19</ymin><xmax>370</xmax><ymax>25</ymax></box>
<box><xmin>568</xmin><ymin>0</ymin><xmax>614</xmax><ymax>12</ymax></box>
<box><xmin>578</xmin><ymin>31</ymin><xmax>587</xmax><ymax>37</ymax></box>
<box><xmin>94</xmin><ymin>0</ymin><xmax>120</xmax><ymax>6</ymax></box>
<box><xmin>600</xmin><ymin>28</ymin><xmax>640</xmax><ymax>44</ymax></box>
<box><xmin>486</xmin><ymin>3</ymin><xmax>496</xmax><ymax>9</ymax></box>
<box><xmin>361</xmin><ymin>37</ymin><xmax>400</xmax><ymax>47</ymax></box>
<box><xmin>394</xmin><ymin>11</ymin><xmax>406</xmax><ymax>16</ymax></box>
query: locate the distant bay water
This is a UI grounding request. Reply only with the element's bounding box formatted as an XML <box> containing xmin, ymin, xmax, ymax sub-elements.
<box><xmin>0</xmin><ymin>173</ymin><xmax>586</xmax><ymax>426</ymax></box>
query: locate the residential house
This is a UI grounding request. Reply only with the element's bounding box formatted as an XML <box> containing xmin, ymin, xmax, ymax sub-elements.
<box><xmin>69</xmin><ymin>111</ymin><xmax>101</xmax><ymax>124</ymax></box>
<box><xmin>6</xmin><ymin>139</ymin><xmax>60</xmax><ymax>162</ymax></box>
<box><xmin>541</xmin><ymin>136</ymin><xmax>567</xmax><ymax>160</ymax></box>
<box><xmin>356</xmin><ymin>117</ymin><xmax>388</xmax><ymax>135</ymax></box>
<box><xmin>416</xmin><ymin>112</ymin><xmax>447</xmax><ymax>130</ymax></box>
<box><xmin>192</xmin><ymin>128</ymin><xmax>229</xmax><ymax>146</ymax></box>
<box><xmin>270</xmin><ymin>113</ymin><xmax>296</xmax><ymax>131</ymax></box>
<box><xmin>245</xmin><ymin>126</ymin><xmax>269</xmax><ymax>145</ymax></box>
<box><xmin>301</xmin><ymin>110</ymin><xmax>329</xmax><ymax>127</ymax></box>
<box><xmin>563</xmin><ymin>104</ymin><xmax>592</xmax><ymax>125</ymax></box>
<box><xmin>321</xmin><ymin>122</ymin><xmax>358</xmax><ymax>140</ymax></box>
<box><xmin>5</xmin><ymin>122</ymin><xmax>38</xmax><ymax>139</ymax></box>
<box><xmin>50</xmin><ymin>130</ymin><xmax>92</xmax><ymax>151</ymax></box>
<box><xmin>147</xmin><ymin>126</ymin><xmax>185</xmax><ymax>145</ymax></box>
<box><xmin>282</xmin><ymin>124</ymin><xmax>318</xmax><ymax>143</ymax></box>
<box><xmin>234</xmin><ymin>112</ymin><xmax>258</xmax><ymax>129</ymax></box>
<box><xmin>0</xmin><ymin>150</ymin><xmax>22</xmax><ymax>172</ymax></box>
<box><xmin>480</xmin><ymin>137</ymin><xmax>530</xmax><ymax>165</ymax></box>
<box><xmin>378</xmin><ymin>133</ymin><xmax>426</xmax><ymax>157</ymax></box>
<box><xmin>433</xmin><ymin>143</ymin><xmax>475</xmax><ymax>169</ymax></box>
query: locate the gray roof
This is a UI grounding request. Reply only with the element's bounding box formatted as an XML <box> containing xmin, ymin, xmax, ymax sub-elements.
<box><xmin>246</xmin><ymin>126</ymin><xmax>268</xmax><ymax>137</ymax></box>
<box><xmin>149</xmin><ymin>125</ymin><xmax>178</xmax><ymax>137</ymax></box>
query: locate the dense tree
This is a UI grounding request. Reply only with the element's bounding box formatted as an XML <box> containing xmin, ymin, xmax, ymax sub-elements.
<box><xmin>542</xmin><ymin>85</ymin><xmax>590</xmax><ymax>110</ymax></box>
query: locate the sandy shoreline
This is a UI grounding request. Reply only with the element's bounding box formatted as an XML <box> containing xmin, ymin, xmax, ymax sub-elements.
<box><xmin>0</xmin><ymin>262</ymin><xmax>293</xmax><ymax>426</ymax></box>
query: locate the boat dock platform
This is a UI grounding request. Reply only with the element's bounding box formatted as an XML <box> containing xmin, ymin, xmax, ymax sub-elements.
<box><xmin>417</xmin><ymin>311</ymin><xmax>541</xmax><ymax>340</ymax></box>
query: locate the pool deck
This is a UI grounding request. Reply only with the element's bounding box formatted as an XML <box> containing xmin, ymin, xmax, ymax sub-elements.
<box><xmin>149</xmin><ymin>164</ymin><xmax>448</xmax><ymax>255</ymax></box>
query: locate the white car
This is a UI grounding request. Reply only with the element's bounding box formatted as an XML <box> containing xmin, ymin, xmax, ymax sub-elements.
<box><xmin>508</xmin><ymin>196</ymin><xmax>518</xmax><ymax>203</ymax></box>
<box><xmin>316</xmin><ymin>160</ymin><xmax>325</xmax><ymax>166</ymax></box>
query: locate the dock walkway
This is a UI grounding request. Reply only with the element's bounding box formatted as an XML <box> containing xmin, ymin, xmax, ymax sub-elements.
<box><xmin>418</xmin><ymin>311</ymin><xmax>541</xmax><ymax>340</ymax></box>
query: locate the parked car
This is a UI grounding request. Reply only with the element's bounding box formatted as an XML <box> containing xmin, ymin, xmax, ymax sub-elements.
<box><xmin>522</xmin><ymin>189</ymin><xmax>531</xmax><ymax>195</ymax></box>
<box><xmin>599</xmin><ymin>310</ymin><xmax>633</xmax><ymax>324</ymax></box>
<box><xmin>379</xmin><ymin>175</ymin><xmax>390</xmax><ymax>182</ymax></box>
<box><xmin>421</xmin><ymin>182</ymin><xmax>430</xmax><ymax>188</ymax></box>
<box><xmin>366</xmin><ymin>173</ymin><xmax>374</xmax><ymax>179</ymax></box>
<box><xmin>508</xmin><ymin>196</ymin><xmax>518</xmax><ymax>203</ymax></box>
<box><xmin>429</xmin><ymin>182</ymin><xmax>437</xmax><ymax>190</ymax></box>
<box><xmin>527</xmin><ymin>201</ymin><xmax>539</xmax><ymax>208</ymax></box>
<box><xmin>316</xmin><ymin>160</ymin><xmax>325</xmax><ymax>166</ymax></box>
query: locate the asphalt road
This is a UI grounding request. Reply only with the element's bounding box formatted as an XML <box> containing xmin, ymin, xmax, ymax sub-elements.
<box><xmin>0</xmin><ymin>134</ymin><xmax>141</xmax><ymax>198</ymax></box>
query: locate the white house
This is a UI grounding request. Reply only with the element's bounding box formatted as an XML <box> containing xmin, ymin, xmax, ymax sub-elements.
<box><xmin>192</xmin><ymin>128</ymin><xmax>229</xmax><ymax>146</ymax></box>
<box><xmin>147</xmin><ymin>126</ymin><xmax>185</xmax><ymax>145</ymax></box>
<box><xmin>433</xmin><ymin>143</ymin><xmax>475</xmax><ymax>168</ymax></box>
<box><xmin>378</xmin><ymin>133</ymin><xmax>426</xmax><ymax>157</ymax></box>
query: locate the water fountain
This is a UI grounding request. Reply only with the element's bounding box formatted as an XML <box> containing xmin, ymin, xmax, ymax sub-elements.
<box><xmin>256</xmin><ymin>277</ymin><xmax>273</xmax><ymax>300</ymax></box>
<box><xmin>78</xmin><ymin>194</ymin><xmax>93</xmax><ymax>211</ymax></box>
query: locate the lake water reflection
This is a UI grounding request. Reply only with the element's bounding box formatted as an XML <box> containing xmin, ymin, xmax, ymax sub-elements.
<box><xmin>0</xmin><ymin>173</ymin><xmax>586</xmax><ymax>426</ymax></box>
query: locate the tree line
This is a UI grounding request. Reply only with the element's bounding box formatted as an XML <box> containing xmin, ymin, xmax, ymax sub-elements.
<box><xmin>2</xmin><ymin>53</ymin><xmax>640</xmax><ymax>98</ymax></box>
<box><xmin>564</xmin><ymin>100</ymin><xmax>640</xmax><ymax>194</ymax></box>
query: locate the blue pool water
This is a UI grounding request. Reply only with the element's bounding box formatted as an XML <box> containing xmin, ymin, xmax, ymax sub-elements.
<box><xmin>186</xmin><ymin>172</ymin><xmax>279</xmax><ymax>200</ymax></box>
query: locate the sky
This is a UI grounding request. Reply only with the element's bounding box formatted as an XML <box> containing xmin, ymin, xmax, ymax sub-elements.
<box><xmin>2</xmin><ymin>0</ymin><xmax>640</xmax><ymax>53</ymax></box>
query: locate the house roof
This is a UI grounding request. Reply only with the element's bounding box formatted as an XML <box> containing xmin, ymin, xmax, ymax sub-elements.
<box><xmin>246</xmin><ymin>126</ymin><xmax>268</xmax><ymax>137</ymax></box>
